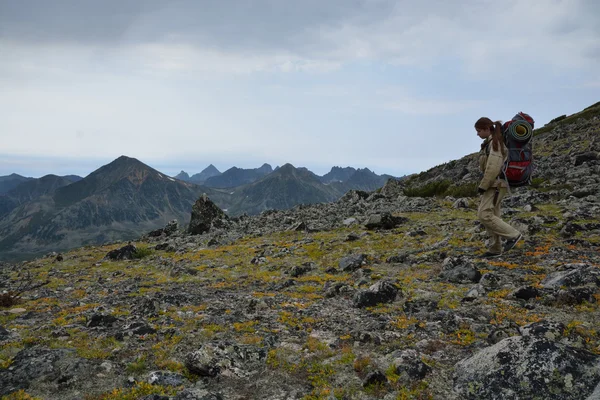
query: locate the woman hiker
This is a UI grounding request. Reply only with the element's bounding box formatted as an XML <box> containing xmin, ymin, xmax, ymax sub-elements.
<box><xmin>475</xmin><ymin>117</ymin><xmax>523</xmax><ymax>258</ymax></box>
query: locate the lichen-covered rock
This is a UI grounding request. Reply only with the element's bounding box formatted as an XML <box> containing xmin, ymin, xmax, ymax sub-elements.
<box><xmin>0</xmin><ymin>348</ymin><xmax>97</xmax><ymax>396</ymax></box>
<box><xmin>104</xmin><ymin>244</ymin><xmax>136</xmax><ymax>260</ymax></box>
<box><xmin>541</xmin><ymin>263</ymin><xmax>600</xmax><ymax>288</ymax></box>
<box><xmin>185</xmin><ymin>342</ymin><xmax>267</xmax><ymax>379</ymax></box>
<box><xmin>454</xmin><ymin>335</ymin><xmax>600</xmax><ymax>399</ymax></box>
<box><xmin>353</xmin><ymin>280</ymin><xmax>399</xmax><ymax>308</ymax></box>
<box><xmin>188</xmin><ymin>194</ymin><xmax>229</xmax><ymax>235</ymax></box>
<box><xmin>389</xmin><ymin>349</ymin><xmax>432</xmax><ymax>384</ymax></box>
<box><xmin>339</xmin><ymin>254</ymin><xmax>366</xmax><ymax>272</ymax></box>
<box><xmin>147</xmin><ymin>370</ymin><xmax>188</xmax><ymax>386</ymax></box>
<box><xmin>439</xmin><ymin>256</ymin><xmax>482</xmax><ymax>284</ymax></box>
<box><xmin>363</xmin><ymin>212</ymin><xmax>407</xmax><ymax>230</ymax></box>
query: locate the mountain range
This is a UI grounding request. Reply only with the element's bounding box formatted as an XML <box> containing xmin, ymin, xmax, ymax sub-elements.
<box><xmin>4</xmin><ymin>100</ymin><xmax>597</xmax><ymax>262</ymax></box>
<box><xmin>0</xmin><ymin>159</ymin><xmax>394</xmax><ymax>261</ymax></box>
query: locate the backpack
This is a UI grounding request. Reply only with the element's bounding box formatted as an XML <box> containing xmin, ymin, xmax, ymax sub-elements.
<box><xmin>501</xmin><ymin>112</ymin><xmax>535</xmax><ymax>187</ymax></box>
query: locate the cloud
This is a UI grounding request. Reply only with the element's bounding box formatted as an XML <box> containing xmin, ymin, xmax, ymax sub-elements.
<box><xmin>1</xmin><ymin>0</ymin><xmax>598</xmax><ymax>77</ymax></box>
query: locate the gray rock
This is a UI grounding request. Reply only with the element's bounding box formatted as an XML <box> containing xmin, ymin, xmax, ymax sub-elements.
<box><xmin>147</xmin><ymin>370</ymin><xmax>188</xmax><ymax>386</ymax></box>
<box><xmin>453</xmin><ymin>198</ymin><xmax>470</xmax><ymax>209</ymax></box>
<box><xmin>353</xmin><ymin>280</ymin><xmax>399</xmax><ymax>308</ymax></box>
<box><xmin>185</xmin><ymin>342</ymin><xmax>267</xmax><ymax>379</ymax></box>
<box><xmin>390</xmin><ymin>349</ymin><xmax>432</xmax><ymax>384</ymax></box>
<box><xmin>364</xmin><ymin>212</ymin><xmax>407</xmax><ymax>230</ymax></box>
<box><xmin>454</xmin><ymin>335</ymin><xmax>600</xmax><ymax>399</ymax></box>
<box><xmin>0</xmin><ymin>348</ymin><xmax>95</xmax><ymax>396</ymax></box>
<box><xmin>574</xmin><ymin>151</ymin><xmax>599</xmax><ymax>166</ymax></box>
<box><xmin>512</xmin><ymin>286</ymin><xmax>541</xmax><ymax>301</ymax></box>
<box><xmin>289</xmin><ymin>263</ymin><xmax>313</xmax><ymax>278</ymax></box>
<box><xmin>342</xmin><ymin>217</ymin><xmax>357</xmax><ymax>226</ymax></box>
<box><xmin>125</xmin><ymin>321</ymin><xmax>156</xmax><ymax>336</ymax></box>
<box><xmin>362</xmin><ymin>370</ymin><xmax>387</xmax><ymax>388</ymax></box>
<box><xmin>541</xmin><ymin>263</ymin><xmax>600</xmax><ymax>288</ymax></box>
<box><xmin>104</xmin><ymin>244</ymin><xmax>137</xmax><ymax>260</ymax></box>
<box><xmin>519</xmin><ymin>320</ymin><xmax>566</xmax><ymax>341</ymax></box>
<box><xmin>173</xmin><ymin>389</ymin><xmax>224</xmax><ymax>400</ymax></box>
<box><xmin>86</xmin><ymin>313</ymin><xmax>117</xmax><ymax>328</ymax></box>
<box><xmin>339</xmin><ymin>254</ymin><xmax>366</xmax><ymax>272</ymax></box>
<box><xmin>439</xmin><ymin>257</ymin><xmax>481</xmax><ymax>284</ymax></box>
<box><xmin>188</xmin><ymin>194</ymin><xmax>229</xmax><ymax>235</ymax></box>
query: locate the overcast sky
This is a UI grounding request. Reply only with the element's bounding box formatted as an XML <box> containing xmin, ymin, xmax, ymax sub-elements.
<box><xmin>1</xmin><ymin>0</ymin><xmax>599</xmax><ymax>178</ymax></box>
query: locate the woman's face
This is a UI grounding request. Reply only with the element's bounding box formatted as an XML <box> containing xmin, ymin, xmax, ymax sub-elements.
<box><xmin>476</xmin><ymin>126</ymin><xmax>492</xmax><ymax>139</ymax></box>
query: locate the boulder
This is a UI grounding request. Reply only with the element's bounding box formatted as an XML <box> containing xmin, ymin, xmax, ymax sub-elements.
<box><xmin>364</xmin><ymin>212</ymin><xmax>407</xmax><ymax>230</ymax></box>
<box><xmin>339</xmin><ymin>254</ymin><xmax>366</xmax><ymax>272</ymax></box>
<box><xmin>389</xmin><ymin>349</ymin><xmax>432</xmax><ymax>384</ymax></box>
<box><xmin>353</xmin><ymin>280</ymin><xmax>399</xmax><ymax>308</ymax></box>
<box><xmin>188</xmin><ymin>194</ymin><xmax>229</xmax><ymax>235</ymax></box>
<box><xmin>439</xmin><ymin>256</ymin><xmax>482</xmax><ymax>284</ymax></box>
<box><xmin>104</xmin><ymin>244</ymin><xmax>136</xmax><ymax>260</ymax></box>
<box><xmin>454</xmin><ymin>335</ymin><xmax>600</xmax><ymax>399</ymax></box>
<box><xmin>541</xmin><ymin>263</ymin><xmax>600</xmax><ymax>289</ymax></box>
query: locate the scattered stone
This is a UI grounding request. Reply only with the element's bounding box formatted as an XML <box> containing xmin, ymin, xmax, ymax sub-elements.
<box><xmin>362</xmin><ymin>370</ymin><xmax>388</xmax><ymax>388</ymax></box>
<box><xmin>453</xmin><ymin>198</ymin><xmax>470</xmax><ymax>209</ymax></box>
<box><xmin>574</xmin><ymin>151</ymin><xmax>599</xmax><ymax>166</ymax></box>
<box><xmin>389</xmin><ymin>349</ymin><xmax>432</xmax><ymax>384</ymax></box>
<box><xmin>541</xmin><ymin>263</ymin><xmax>600</xmax><ymax>288</ymax></box>
<box><xmin>512</xmin><ymin>286</ymin><xmax>540</xmax><ymax>301</ymax></box>
<box><xmin>288</xmin><ymin>221</ymin><xmax>307</xmax><ymax>232</ymax></box>
<box><xmin>339</xmin><ymin>254</ymin><xmax>366</xmax><ymax>272</ymax></box>
<box><xmin>0</xmin><ymin>325</ymin><xmax>10</xmax><ymax>339</ymax></box>
<box><xmin>289</xmin><ymin>263</ymin><xmax>313</xmax><ymax>278</ymax></box>
<box><xmin>519</xmin><ymin>320</ymin><xmax>566</xmax><ymax>341</ymax></box>
<box><xmin>125</xmin><ymin>321</ymin><xmax>156</xmax><ymax>336</ymax></box>
<box><xmin>342</xmin><ymin>217</ymin><xmax>357</xmax><ymax>226</ymax></box>
<box><xmin>147</xmin><ymin>370</ymin><xmax>188</xmax><ymax>386</ymax></box>
<box><xmin>364</xmin><ymin>212</ymin><xmax>407</xmax><ymax>230</ymax></box>
<box><xmin>86</xmin><ymin>313</ymin><xmax>117</xmax><ymax>328</ymax></box>
<box><xmin>439</xmin><ymin>257</ymin><xmax>482</xmax><ymax>284</ymax></box>
<box><xmin>104</xmin><ymin>244</ymin><xmax>137</xmax><ymax>260</ymax></box>
<box><xmin>353</xmin><ymin>280</ymin><xmax>399</xmax><ymax>308</ymax></box>
<box><xmin>345</xmin><ymin>233</ymin><xmax>360</xmax><ymax>242</ymax></box>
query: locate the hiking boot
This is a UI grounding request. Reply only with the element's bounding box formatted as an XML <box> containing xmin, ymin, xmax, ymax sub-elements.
<box><xmin>481</xmin><ymin>251</ymin><xmax>502</xmax><ymax>259</ymax></box>
<box><xmin>503</xmin><ymin>233</ymin><xmax>523</xmax><ymax>253</ymax></box>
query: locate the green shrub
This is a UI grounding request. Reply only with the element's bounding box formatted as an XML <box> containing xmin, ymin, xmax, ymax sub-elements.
<box><xmin>133</xmin><ymin>246</ymin><xmax>153</xmax><ymax>259</ymax></box>
<box><xmin>404</xmin><ymin>180</ymin><xmax>451</xmax><ymax>198</ymax></box>
<box><xmin>530</xmin><ymin>177</ymin><xmax>546</xmax><ymax>188</ymax></box>
<box><xmin>445</xmin><ymin>183</ymin><xmax>479</xmax><ymax>198</ymax></box>
<box><xmin>404</xmin><ymin>180</ymin><xmax>479</xmax><ymax>198</ymax></box>
<box><xmin>548</xmin><ymin>115</ymin><xmax>567</xmax><ymax>124</ymax></box>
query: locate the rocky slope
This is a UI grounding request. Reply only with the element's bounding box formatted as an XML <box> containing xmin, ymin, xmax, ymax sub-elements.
<box><xmin>0</xmin><ymin>105</ymin><xmax>599</xmax><ymax>400</ymax></box>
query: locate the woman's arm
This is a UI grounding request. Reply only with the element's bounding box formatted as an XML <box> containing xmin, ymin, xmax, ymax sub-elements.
<box><xmin>479</xmin><ymin>146</ymin><xmax>504</xmax><ymax>191</ymax></box>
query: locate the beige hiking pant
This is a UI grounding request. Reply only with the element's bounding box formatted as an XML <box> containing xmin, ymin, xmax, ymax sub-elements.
<box><xmin>478</xmin><ymin>187</ymin><xmax>520</xmax><ymax>253</ymax></box>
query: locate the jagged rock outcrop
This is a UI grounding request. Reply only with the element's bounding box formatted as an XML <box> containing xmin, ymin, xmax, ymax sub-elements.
<box><xmin>188</xmin><ymin>194</ymin><xmax>229</xmax><ymax>235</ymax></box>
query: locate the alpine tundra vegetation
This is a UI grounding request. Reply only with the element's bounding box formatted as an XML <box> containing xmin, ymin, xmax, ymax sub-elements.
<box><xmin>1</xmin><ymin>103</ymin><xmax>600</xmax><ymax>399</ymax></box>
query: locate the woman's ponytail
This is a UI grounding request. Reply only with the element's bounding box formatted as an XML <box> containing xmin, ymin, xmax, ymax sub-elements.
<box><xmin>491</xmin><ymin>121</ymin><xmax>506</xmax><ymax>155</ymax></box>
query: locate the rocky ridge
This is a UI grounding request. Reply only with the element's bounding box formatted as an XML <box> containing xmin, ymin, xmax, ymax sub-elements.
<box><xmin>0</xmin><ymin>109</ymin><xmax>599</xmax><ymax>399</ymax></box>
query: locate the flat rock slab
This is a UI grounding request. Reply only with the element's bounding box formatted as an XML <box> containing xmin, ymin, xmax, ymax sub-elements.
<box><xmin>454</xmin><ymin>335</ymin><xmax>600</xmax><ymax>400</ymax></box>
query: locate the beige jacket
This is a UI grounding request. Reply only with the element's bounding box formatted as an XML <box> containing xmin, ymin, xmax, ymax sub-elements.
<box><xmin>479</xmin><ymin>137</ymin><xmax>508</xmax><ymax>190</ymax></box>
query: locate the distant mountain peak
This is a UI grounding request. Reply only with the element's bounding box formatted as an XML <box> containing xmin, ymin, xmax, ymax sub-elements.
<box><xmin>175</xmin><ymin>171</ymin><xmax>190</xmax><ymax>181</ymax></box>
<box><xmin>202</xmin><ymin>164</ymin><xmax>220</xmax><ymax>173</ymax></box>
